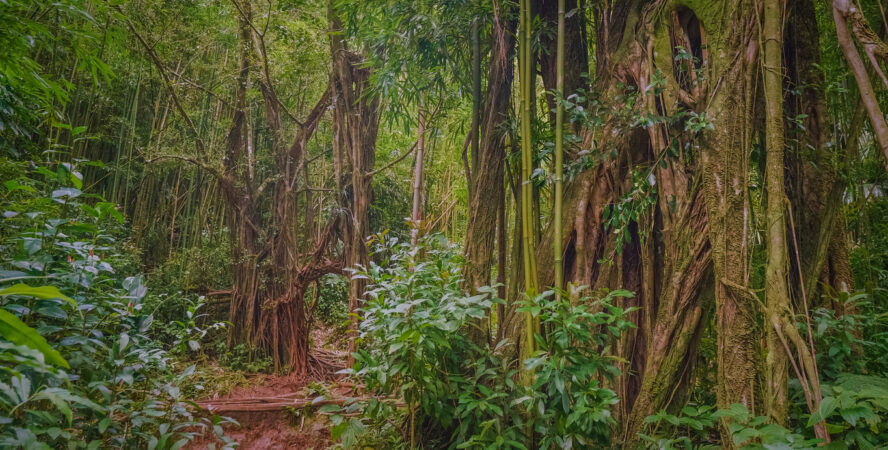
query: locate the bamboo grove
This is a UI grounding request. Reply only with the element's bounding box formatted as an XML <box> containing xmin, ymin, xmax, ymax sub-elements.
<box><xmin>3</xmin><ymin>0</ymin><xmax>888</xmax><ymax>447</ymax></box>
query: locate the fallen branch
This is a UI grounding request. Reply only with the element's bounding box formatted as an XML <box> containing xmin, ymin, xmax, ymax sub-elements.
<box><xmin>196</xmin><ymin>395</ymin><xmax>401</xmax><ymax>413</ymax></box>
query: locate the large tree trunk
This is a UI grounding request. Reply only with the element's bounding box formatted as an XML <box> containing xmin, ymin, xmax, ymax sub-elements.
<box><xmin>463</xmin><ymin>0</ymin><xmax>516</xmax><ymax>296</ymax></box>
<box><xmin>537</xmin><ymin>0</ymin><xmax>588</xmax><ymax>129</ymax></box>
<box><xmin>692</xmin><ymin>4</ymin><xmax>760</xmax><ymax>441</ymax></box>
<box><xmin>531</xmin><ymin>2</ymin><xmax>761</xmax><ymax>446</ymax></box>
<box><xmin>762</xmin><ymin>0</ymin><xmax>792</xmax><ymax>424</ymax></box>
<box><xmin>785</xmin><ymin>0</ymin><xmax>855</xmax><ymax>303</ymax></box>
<box><xmin>330</xmin><ymin>8</ymin><xmax>381</xmax><ymax>357</ymax></box>
<box><xmin>222</xmin><ymin>0</ymin><xmax>341</xmax><ymax>375</ymax></box>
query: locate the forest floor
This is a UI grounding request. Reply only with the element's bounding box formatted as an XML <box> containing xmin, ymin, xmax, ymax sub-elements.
<box><xmin>186</xmin><ymin>327</ymin><xmax>351</xmax><ymax>449</ymax></box>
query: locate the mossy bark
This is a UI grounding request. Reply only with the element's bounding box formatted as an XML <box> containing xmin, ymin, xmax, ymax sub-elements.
<box><xmin>762</xmin><ymin>0</ymin><xmax>791</xmax><ymax>424</ymax></box>
<box><xmin>691</xmin><ymin>3</ymin><xmax>761</xmax><ymax>441</ymax></box>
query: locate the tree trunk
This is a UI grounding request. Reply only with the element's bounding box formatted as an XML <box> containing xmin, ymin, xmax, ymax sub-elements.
<box><xmin>330</xmin><ymin>7</ymin><xmax>381</xmax><ymax>358</ymax></box>
<box><xmin>532</xmin><ymin>2</ymin><xmax>762</xmax><ymax>445</ymax></box>
<box><xmin>693</xmin><ymin>4</ymin><xmax>760</xmax><ymax>441</ymax></box>
<box><xmin>463</xmin><ymin>0</ymin><xmax>516</xmax><ymax>295</ymax></box>
<box><xmin>538</xmin><ymin>0</ymin><xmax>588</xmax><ymax>129</ymax></box>
<box><xmin>763</xmin><ymin>0</ymin><xmax>791</xmax><ymax>424</ymax></box>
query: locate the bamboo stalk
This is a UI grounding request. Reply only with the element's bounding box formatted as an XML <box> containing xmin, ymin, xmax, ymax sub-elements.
<box><xmin>518</xmin><ymin>2</ymin><xmax>538</xmax><ymax>442</ymax></box>
<box><xmin>411</xmin><ymin>105</ymin><xmax>426</xmax><ymax>247</ymax></box>
<box><xmin>553</xmin><ymin>0</ymin><xmax>565</xmax><ymax>301</ymax></box>
<box><xmin>520</xmin><ymin>0</ymin><xmax>537</xmax><ymax>298</ymax></box>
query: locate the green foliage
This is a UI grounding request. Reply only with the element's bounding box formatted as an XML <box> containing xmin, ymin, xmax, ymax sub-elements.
<box><xmin>326</xmin><ymin>398</ymin><xmax>405</xmax><ymax>449</ymax></box>
<box><xmin>809</xmin><ymin>291</ymin><xmax>875</xmax><ymax>378</ymax></box>
<box><xmin>519</xmin><ymin>287</ymin><xmax>636</xmax><ymax>449</ymax></box>
<box><xmin>812</xmin><ymin>374</ymin><xmax>888</xmax><ymax>447</ymax></box>
<box><xmin>339</xmin><ymin>233</ymin><xmax>633</xmax><ymax>448</ymax></box>
<box><xmin>0</xmin><ymin>159</ymin><xmax>234</xmax><ymax>448</ymax></box>
<box><xmin>312</xmin><ymin>274</ymin><xmax>349</xmax><ymax>327</ymax></box>
<box><xmin>147</xmin><ymin>237</ymin><xmax>233</xmax><ymax>297</ymax></box>
<box><xmin>0</xmin><ymin>0</ymin><xmax>110</xmax><ymax>155</ymax></box>
<box><xmin>163</xmin><ymin>296</ymin><xmax>228</xmax><ymax>357</ymax></box>
<box><xmin>352</xmin><ymin>233</ymin><xmax>512</xmax><ymax>447</ymax></box>
<box><xmin>641</xmin><ymin>404</ymin><xmax>820</xmax><ymax>449</ymax></box>
<box><xmin>213</xmin><ymin>343</ymin><xmax>274</xmax><ymax>374</ymax></box>
<box><xmin>642</xmin><ymin>386</ymin><xmax>888</xmax><ymax>450</ymax></box>
<box><xmin>337</xmin><ymin>0</ymin><xmax>484</xmax><ymax>126</ymax></box>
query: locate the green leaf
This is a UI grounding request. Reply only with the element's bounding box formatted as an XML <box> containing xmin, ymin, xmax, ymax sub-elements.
<box><xmin>0</xmin><ymin>284</ymin><xmax>76</xmax><ymax>307</ymax></box>
<box><xmin>4</xmin><ymin>180</ymin><xmax>36</xmax><ymax>193</ymax></box>
<box><xmin>838</xmin><ymin>404</ymin><xmax>873</xmax><ymax>427</ymax></box>
<box><xmin>33</xmin><ymin>390</ymin><xmax>72</xmax><ymax>426</ymax></box>
<box><xmin>0</xmin><ymin>309</ymin><xmax>69</xmax><ymax>368</ymax></box>
<box><xmin>808</xmin><ymin>396</ymin><xmax>838</xmax><ymax>427</ymax></box>
<box><xmin>99</xmin><ymin>417</ymin><xmax>111</xmax><ymax>433</ymax></box>
<box><xmin>319</xmin><ymin>404</ymin><xmax>341</xmax><ymax>413</ymax></box>
<box><xmin>69</xmin><ymin>171</ymin><xmax>83</xmax><ymax>189</ymax></box>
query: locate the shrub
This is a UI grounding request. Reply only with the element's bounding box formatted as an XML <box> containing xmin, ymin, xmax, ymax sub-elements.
<box><xmin>0</xmin><ymin>159</ymin><xmax>234</xmax><ymax>448</ymax></box>
<box><xmin>333</xmin><ymin>233</ymin><xmax>634</xmax><ymax>448</ymax></box>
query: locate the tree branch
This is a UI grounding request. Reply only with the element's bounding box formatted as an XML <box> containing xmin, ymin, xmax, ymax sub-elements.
<box><xmin>229</xmin><ymin>0</ymin><xmax>302</xmax><ymax>126</ymax></box>
<box><xmin>117</xmin><ymin>7</ymin><xmax>208</xmax><ymax>159</ymax></box>
<box><xmin>145</xmin><ymin>154</ymin><xmax>224</xmax><ymax>181</ymax></box>
<box><xmin>833</xmin><ymin>0</ymin><xmax>888</xmax><ymax>166</ymax></box>
<box><xmin>366</xmin><ymin>140</ymin><xmax>419</xmax><ymax>178</ymax></box>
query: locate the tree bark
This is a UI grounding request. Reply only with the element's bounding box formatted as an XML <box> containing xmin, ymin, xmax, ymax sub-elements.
<box><xmin>693</xmin><ymin>4</ymin><xmax>760</xmax><ymax>441</ymax></box>
<box><xmin>762</xmin><ymin>0</ymin><xmax>791</xmax><ymax>424</ymax></box>
<box><xmin>832</xmin><ymin>0</ymin><xmax>888</xmax><ymax>167</ymax></box>
<box><xmin>463</xmin><ymin>0</ymin><xmax>516</xmax><ymax>296</ymax></box>
<box><xmin>538</xmin><ymin>0</ymin><xmax>588</xmax><ymax>128</ymax></box>
<box><xmin>330</xmin><ymin>7</ymin><xmax>381</xmax><ymax>358</ymax></box>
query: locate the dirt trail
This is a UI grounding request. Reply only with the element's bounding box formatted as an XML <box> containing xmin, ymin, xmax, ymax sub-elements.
<box><xmin>187</xmin><ymin>328</ymin><xmax>351</xmax><ymax>449</ymax></box>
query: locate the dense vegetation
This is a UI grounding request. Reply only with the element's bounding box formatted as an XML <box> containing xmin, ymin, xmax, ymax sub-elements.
<box><xmin>2</xmin><ymin>0</ymin><xmax>888</xmax><ymax>448</ymax></box>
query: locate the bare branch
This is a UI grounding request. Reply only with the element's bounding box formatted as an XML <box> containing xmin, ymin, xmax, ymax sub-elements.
<box><xmin>144</xmin><ymin>154</ymin><xmax>223</xmax><ymax>181</ymax></box>
<box><xmin>229</xmin><ymin>0</ymin><xmax>303</xmax><ymax>126</ymax></box>
<box><xmin>833</xmin><ymin>0</ymin><xmax>888</xmax><ymax>166</ymax></box>
<box><xmin>366</xmin><ymin>140</ymin><xmax>419</xmax><ymax>178</ymax></box>
<box><xmin>168</xmin><ymin>70</ymin><xmax>236</xmax><ymax>112</ymax></box>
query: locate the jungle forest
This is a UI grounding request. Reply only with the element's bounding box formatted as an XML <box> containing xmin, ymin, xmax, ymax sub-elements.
<box><xmin>3</xmin><ymin>0</ymin><xmax>888</xmax><ymax>448</ymax></box>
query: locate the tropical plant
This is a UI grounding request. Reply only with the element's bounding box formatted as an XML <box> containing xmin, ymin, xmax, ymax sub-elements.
<box><xmin>0</xmin><ymin>158</ymin><xmax>234</xmax><ymax>448</ymax></box>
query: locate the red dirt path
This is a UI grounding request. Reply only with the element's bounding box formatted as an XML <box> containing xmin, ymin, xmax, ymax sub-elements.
<box><xmin>186</xmin><ymin>328</ymin><xmax>350</xmax><ymax>449</ymax></box>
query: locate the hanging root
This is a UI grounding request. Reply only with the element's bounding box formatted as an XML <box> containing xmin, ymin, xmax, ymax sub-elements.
<box><xmin>305</xmin><ymin>348</ymin><xmax>347</xmax><ymax>380</ymax></box>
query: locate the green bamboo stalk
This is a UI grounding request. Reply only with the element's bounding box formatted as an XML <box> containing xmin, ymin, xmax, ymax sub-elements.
<box><xmin>518</xmin><ymin>0</ymin><xmax>538</xmax><ymax>427</ymax></box>
<box><xmin>111</xmin><ymin>60</ymin><xmax>136</xmax><ymax>203</ymax></box>
<box><xmin>553</xmin><ymin>0</ymin><xmax>565</xmax><ymax>300</ymax></box>
<box><xmin>520</xmin><ymin>0</ymin><xmax>537</xmax><ymax>298</ymax></box>
<box><xmin>122</xmin><ymin>68</ymin><xmax>142</xmax><ymax>209</ymax></box>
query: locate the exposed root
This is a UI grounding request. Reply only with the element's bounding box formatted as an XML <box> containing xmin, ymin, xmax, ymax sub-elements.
<box><xmin>305</xmin><ymin>348</ymin><xmax>347</xmax><ymax>380</ymax></box>
<box><xmin>197</xmin><ymin>395</ymin><xmax>400</xmax><ymax>414</ymax></box>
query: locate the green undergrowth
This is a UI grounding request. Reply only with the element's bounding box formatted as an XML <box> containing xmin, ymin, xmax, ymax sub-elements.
<box><xmin>323</xmin><ymin>233</ymin><xmax>635</xmax><ymax>449</ymax></box>
<box><xmin>0</xmin><ymin>158</ymin><xmax>237</xmax><ymax>449</ymax></box>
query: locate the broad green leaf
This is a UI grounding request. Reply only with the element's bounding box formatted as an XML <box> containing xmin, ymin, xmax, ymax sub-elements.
<box><xmin>0</xmin><ymin>309</ymin><xmax>69</xmax><ymax>368</ymax></box>
<box><xmin>0</xmin><ymin>284</ymin><xmax>76</xmax><ymax>307</ymax></box>
<box><xmin>51</xmin><ymin>187</ymin><xmax>82</xmax><ymax>200</ymax></box>
<box><xmin>808</xmin><ymin>396</ymin><xmax>838</xmax><ymax>427</ymax></box>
